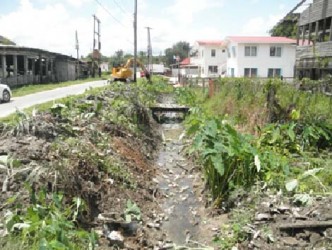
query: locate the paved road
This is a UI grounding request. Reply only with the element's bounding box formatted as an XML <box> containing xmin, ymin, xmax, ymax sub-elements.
<box><xmin>0</xmin><ymin>80</ymin><xmax>107</xmax><ymax>118</ymax></box>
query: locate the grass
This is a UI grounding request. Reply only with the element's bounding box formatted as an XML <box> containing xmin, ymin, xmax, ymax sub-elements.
<box><xmin>0</xmin><ymin>86</ymin><xmax>108</xmax><ymax>124</ymax></box>
<box><xmin>11</xmin><ymin>76</ymin><xmax>107</xmax><ymax>97</ymax></box>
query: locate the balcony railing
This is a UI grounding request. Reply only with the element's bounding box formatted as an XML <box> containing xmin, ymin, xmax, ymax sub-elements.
<box><xmin>297</xmin><ymin>41</ymin><xmax>332</xmax><ymax>60</ymax></box>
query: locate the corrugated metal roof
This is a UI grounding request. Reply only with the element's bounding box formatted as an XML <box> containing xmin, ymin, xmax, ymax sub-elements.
<box><xmin>0</xmin><ymin>44</ymin><xmax>75</xmax><ymax>60</ymax></box>
<box><xmin>180</xmin><ymin>58</ymin><xmax>190</xmax><ymax>65</ymax></box>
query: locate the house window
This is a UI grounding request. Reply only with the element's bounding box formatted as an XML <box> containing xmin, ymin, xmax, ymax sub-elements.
<box><xmin>208</xmin><ymin>65</ymin><xmax>218</xmax><ymax>73</ymax></box>
<box><xmin>222</xmin><ymin>49</ymin><xmax>226</xmax><ymax>53</ymax></box>
<box><xmin>244</xmin><ymin>68</ymin><xmax>257</xmax><ymax>77</ymax></box>
<box><xmin>232</xmin><ymin>46</ymin><xmax>236</xmax><ymax>58</ymax></box>
<box><xmin>231</xmin><ymin>68</ymin><xmax>235</xmax><ymax>77</ymax></box>
<box><xmin>211</xmin><ymin>49</ymin><xmax>216</xmax><ymax>57</ymax></box>
<box><xmin>270</xmin><ymin>46</ymin><xmax>282</xmax><ymax>57</ymax></box>
<box><xmin>227</xmin><ymin>49</ymin><xmax>231</xmax><ymax>58</ymax></box>
<box><xmin>268</xmin><ymin>68</ymin><xmax>282</xmax><ymax>77</ymax></box>
<box><xmin>245</xmin><ymin>46</ymin><xmax>257</xmax><ymax>56</ymax></box>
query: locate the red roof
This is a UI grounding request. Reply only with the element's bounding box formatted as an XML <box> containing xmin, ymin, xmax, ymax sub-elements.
<box><xmin>226</xmin><ymin>36</ymin><xmax>297</xmax><ymax>44</ymax></box>
<box><xmin>298</xmin><ymin>39</ymin><xmax>310</xmax><ymax>46</ymax></box>
<box><xmin>180</xmin><ymin>58</ymin><xmax>190</xmax><ymax>65</ymax></box>
<box><xmin>197</xmin><ymin>40</ymin><xmax>225</xmax><ymax>46</ymax></box>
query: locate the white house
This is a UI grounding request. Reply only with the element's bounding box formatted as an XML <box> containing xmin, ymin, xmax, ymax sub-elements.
<box><xmin>225</xmin><ymin>36</ymin><xmax>297</xmax><ymax>78</ymax></box>
<box><xmin>100</xmin><ymin>62</ymin><xmax>109</xmax><ymax>72</ymax></box>
<box><xmin>190</xmin><ymin>40</ymin><xmax>227</xmax><ymax>77</ymax></box>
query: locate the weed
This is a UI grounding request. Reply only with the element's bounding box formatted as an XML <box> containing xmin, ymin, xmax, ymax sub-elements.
<box><xmin>2</xmin><ymin>189</ymin><xmax>97</xmax><ymax>250</ymax></box>
<box><xmin>124</xmin><ymin>200</ymin><xmax>141</xmax><ymax>222</ymax></box>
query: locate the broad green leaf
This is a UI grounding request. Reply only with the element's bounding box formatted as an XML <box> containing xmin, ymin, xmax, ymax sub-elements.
<box><xmin>48</xmin><ymin>239</ymin><xmax>67</xmax><ymax>249</ymax></box>
<box><xmin>211</xmin><ymin>156</ymin><xmax>224</xmax><ymax>176</ymax></box>
<box><xmin>192</xmin><ymin>134</ymin><xmax>204</xmax><ymax>149</ymax></box>
<box><xmin>125</xmin><ymin>214</ymin><xmax>132</xmax><ymax>222</ymax></box>
<box><xmin>285</xmin><ymin>179</ymin><xmax>298</xmax><ymax>192</ymax></box>
<box><xmin>201</xmin><ymin>148</ymin><xmax>218</xmax><ymax>159</ymax></box>
<box><xmin>287</xmin><ymin>127</ymin><xmax>295</xmax><ymax>142</ymax></box>
<box><xmin>205</xmin><ymin>119</ymin><xmax>218</xmax><ymax>138</ymax></box>
<box><xmin>301</xmin><ymin>168</ymin><xmax>323</xmax><ymax>179</ymax></box>
<box><xmin>270</xmin><ymin>127</ymin><xmax>280</xmax><ymax>144</ymax></box>
<box><xmin>290</xmin><ymin>109</ymin><xmax>300</xmax><ymax>120</ymax></box>
<box><xmin>293</xmin><ymin>194</ymin><xmax>312</xmax><ymax>206</ymax></box>
<box><xmin>39</xmin><ymin>238</ymin><xmax>48</xmax><ymax>250</ymax></box>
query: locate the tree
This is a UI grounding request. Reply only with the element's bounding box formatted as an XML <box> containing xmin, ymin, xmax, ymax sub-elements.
<box><xmin>164</xmin><ymin>41</ymin><xmax>190</xmax><ymax>66</ymax></box>
<box><xmin>115</xmin><ymin>50</ymin><xmax>124</xmax><ymax>59</ymax></box>
<box><xmin>138</xmin><ymin>50</ymin><xmax>147</xmax><ymax>64</ymax></box>
<box><xmin>0</xmin><ymin>35</ymin><xmax>16</xmax><ymax>45</ymax></box>
<box><xmin>269</xmin><ymin>14</ymin><xmax>299</xmax><ymax>38</ymax></box>
<box><xmin>109</xmin><ymin>50</ymin><xmax>125</xmax><ymax>66</ymax></box>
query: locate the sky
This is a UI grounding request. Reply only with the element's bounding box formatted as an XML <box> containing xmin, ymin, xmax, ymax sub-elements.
<box><xmin>0</xmin><ymin>0</ymin><xmax>312</xmax><ymax>58</ymax></box>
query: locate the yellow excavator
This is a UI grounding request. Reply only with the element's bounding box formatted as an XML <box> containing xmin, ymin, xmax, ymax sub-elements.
<box><xmin>111</xmin><ymin>58</ymin><xmax>151</xmax><ymax>82</ymax></box>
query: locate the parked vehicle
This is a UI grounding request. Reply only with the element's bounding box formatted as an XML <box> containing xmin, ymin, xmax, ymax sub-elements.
<box><xmin>0</xmin><ymin>79</ymin><xmax>11</xmax><ymax>103</ymax></box>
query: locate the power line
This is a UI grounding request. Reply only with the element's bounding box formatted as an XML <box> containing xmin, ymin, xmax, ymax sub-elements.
<box><xmin>93</xmin><ymin>0</ymin><xmax>133</xmax><ymax>46</ymax></box>
<box><xmin>112</xmin><ymin>0</ymin><xmax>131</xmax><ymax>16</ymax></box>
<box><xmin>94</xmin><ymin>0</ymin><xmax>129</xmax><ymax>29</ymax></box>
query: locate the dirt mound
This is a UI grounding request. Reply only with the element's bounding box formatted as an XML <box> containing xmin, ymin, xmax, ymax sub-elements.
<box><xmin>0</xmin><ymin>86</ymin><xmax>166</xmax><ymax>249</ymax></box>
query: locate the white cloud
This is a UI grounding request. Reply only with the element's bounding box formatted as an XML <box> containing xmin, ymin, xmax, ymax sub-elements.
<box><xmin>0</xmin><ymin>0</ymin><xmax>132</xmax><ymax>57</ymax></box>
<box><xmin>0</xmin><ymin>0</ymin><xmax>297</xmax><ymax>57</ymax></box>
<box><xmin>279</xmin><ymin>4</ymin><xmax>286</xmax><ymax>11</ymax></box>
<box><xmin>0</xmin><ymin>0</ymin><xmax>91</xmax><ymax>56</ymax></box>
<box><xmin>66</xmin><ymin>0</ymin><xmax>91</xmax><ymax>8</ymax></box>
<box><xmin>167</xmin><ymin>0</ymin><xmax>224</xmax><ymax>25</ymax></box>
<box><xmin>241</xmin><ymin>14</ymin><xmax>283</xmax><ymax>36</ymax></box>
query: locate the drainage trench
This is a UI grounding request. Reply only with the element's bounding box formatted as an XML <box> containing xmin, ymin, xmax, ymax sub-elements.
<box><xmin>154</xmin><ymin>95</ymin><xmax>204</xmax><ymax>246</ymax></box>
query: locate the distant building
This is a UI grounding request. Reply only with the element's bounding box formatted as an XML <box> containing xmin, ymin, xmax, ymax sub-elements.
<box><xmin>225</xmin><ymin>36</ymin><xmax>297</xmax><ymax>78</ymax></box>
<box><xmin>0</xmin><ymin>44</ymin><xmax>79</xmax><ymax>87</ymax></box>
<box><xmin>190</xmin><ymin>40</ymin><xmax>227</xmax><ymax>77</ymax></box>
<box><xmin>296</xmin><ymin>0</ymin><xmax>332</xmax><ymax>79</ymax></box>
<box><xmin>179</xmin><ymin>58</ymin><xmax>199</xmax><ymax>77</ymax></box>
<box><xmin>100</xmin><ymin>62</ymin><xmax>109</xmax><ymax>72</ymax></box>
<box><xmin>150</xmin><ymin>64</ymin><xmax>166</xmax><ymax>75</ymax></box>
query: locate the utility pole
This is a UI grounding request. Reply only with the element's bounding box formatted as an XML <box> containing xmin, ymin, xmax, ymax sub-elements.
<box><xmin>145</xmin><ymin>27</ymin><xmax>152</xmax><ymax>75</ymax></box>
<box><xmin>92</xmin><ymin>14</ymin><xmax>101</xmax><ymax>77</ymax></box>
<box><xmin>133</xmin><ymin>0</ymin><xmax>137</xmax><ymax>82</ymax></box>
<box><xmin>75</xmin><ymin>30</ymin><xmax>80</xmax><ymax>79</ymax></box>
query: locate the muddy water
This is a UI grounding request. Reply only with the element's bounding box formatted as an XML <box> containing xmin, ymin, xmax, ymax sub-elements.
<box><xmin>155</xmin><ymin>96</ymin><xmax>204</xmax><ymax>246</ymax></box>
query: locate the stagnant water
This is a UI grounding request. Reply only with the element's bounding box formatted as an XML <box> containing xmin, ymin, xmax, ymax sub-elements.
<box><xmin>154</xmin><ymin>95</ymin><xmax>204</xmax><ymax>246</ymax></box>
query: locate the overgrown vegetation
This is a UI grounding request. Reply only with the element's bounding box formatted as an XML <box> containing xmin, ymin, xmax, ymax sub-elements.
<box><xmin>2</xmin><ymin>190</ymin><xmax>96</xmax><ymax>250</ymax></box>
<box><xmin>0</xmin><ymin>78</ymin><xmax>171</xmax><ymax>249</ymax></box>
<box><xmin>176</xmin><ymin>77</ymin><xmax>332</xmax><ymax>248</ymax></box>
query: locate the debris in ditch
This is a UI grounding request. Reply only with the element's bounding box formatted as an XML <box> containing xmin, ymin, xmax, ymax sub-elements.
<box><xmin>278</xmin><ymin>220</ymin><xmax>332</xmax><ymax>230</ymax></box>
<box><xmin>107</xmin><ymin>230</ymin><xmax>124</xmax><ymax>247</ymax></box>
<box><xmin>255</xmin><ymin>213</ymin><xmax>273</xmax><ymax>221</ymax></box>
<box><xmin>147</xmin><ymin>222</ymin><xmax>161</xmax><ymax>229</ymax></box>
<box><xmin>176</xmin><ymin>162</ymin><xmax>190</xmax><ymax>171</ymax></box>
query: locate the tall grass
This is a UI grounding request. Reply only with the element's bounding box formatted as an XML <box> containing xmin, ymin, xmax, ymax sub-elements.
<box><xmin>203</xmin><ymin>78</ymin><xmax>332</xmax><ymax>131</ymax></box>
<box><xmin>177</xmin><ymin>78</ymin><xmax>332</xmax><ymax>203</ymax></box>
